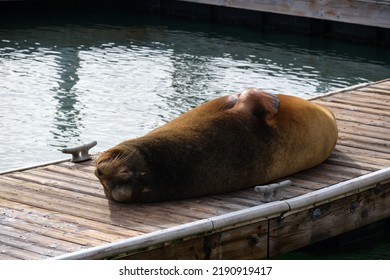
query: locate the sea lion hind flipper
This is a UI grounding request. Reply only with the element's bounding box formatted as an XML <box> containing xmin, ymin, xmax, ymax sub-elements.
<box><xmin>234</xmin><ymin>88</ymin><xmax>279</xmax><ymax>120</ymax></box>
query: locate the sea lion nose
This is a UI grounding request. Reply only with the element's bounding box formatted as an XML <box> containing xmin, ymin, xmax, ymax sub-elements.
<box><xmin>95</xmin><ymin>168</ymin><xmax>103</xmax><ymax>177</ymax></box>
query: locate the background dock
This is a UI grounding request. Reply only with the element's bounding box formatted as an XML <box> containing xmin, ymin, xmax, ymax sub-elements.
<box><xmin>0</xmin><ymin>0</ymin><xmax>389</xmax><ymax>44</ymax></box>
<box><xmin>0</xmin><ymin>79</ymin><xmax>389</xmax><ymax>260</ymax></box>
<box><xmin>177</xmin><ymin>0</ymin><xmax>390</xmax><ymax>28</ymax></box>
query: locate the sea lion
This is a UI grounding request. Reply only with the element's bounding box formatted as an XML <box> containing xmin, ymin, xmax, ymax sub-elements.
<box><xmin>95</xmin><ymin>88</ymin><xmax>338</xmax><ymax>203</ymax></box>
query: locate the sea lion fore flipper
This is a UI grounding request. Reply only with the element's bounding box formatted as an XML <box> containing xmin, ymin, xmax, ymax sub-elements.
<box><xmin>233</xmin><ymin>88</ymin><xmax>279</xmax><ymax>121</ymax></box>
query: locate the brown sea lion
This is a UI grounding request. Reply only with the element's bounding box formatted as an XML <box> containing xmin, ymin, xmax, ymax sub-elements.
<box><xmin>95</xmin><ymin>88</ymin><xmax>338</xmax><ymax>203</ymax></box>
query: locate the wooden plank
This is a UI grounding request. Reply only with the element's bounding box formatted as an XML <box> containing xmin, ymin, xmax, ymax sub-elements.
<box><xmin>1</xmin><ymin>173</ymin><xmax>204</xmax><ymax>227</ymax></box>
<box><xmin>164</xmin><ymin>196</ymin><xmax>253</xmax><ymax>216</ymax></box>
<box><xmin>325</xmin><ymin>158</ymin><xmax>378</xmax><ymax>172</ymax></box>
<box><xmin>326</xmin><ymin>150</ymin><xmax>383</xmax><ymax>171</ymax></box>
<box><xmin>285</xmin><ymin>151</ymin><xmax>382</xmax><ymax>192</ymax></box>
<box><xmin>0</xmin><ymin>226</ymin><xmax>69</xmax><ymax>259</ymax></box>
<box><xmin>337</xmin><ymin>123</ymin><xmax>390</xmax><ymax>142</ymax></box>
<box><xmin>113</xmin><ymin>220</ymin><xmax>268</xmax><ymax>260</ymax></box>
<box><xmin>0</xmin><ymin>177</ymin><xmax>166</xmax><ymax>233</ymax></box>
<box><xmin>6</xmin><ymin>168</ymin><xmax>262</xmax><ymax>219</ymax></box>
<box><xmin>118</xmin><ymin>236</ymin><xmax>209</xmax><ymax>259</ymax></box>
<box><xmin>332</xmin><ymin>114</ymin><xmax>388</xmax><ymax>129</ymax></box>
<box><xmin>0</xmin><ymin>174</ymin><xmax>108</xmax><ymax>208</ymax></box>
<box><xmin>333</xmin><ymin>146</ymin><xmax>390</xmax><ymax>164</ymax></box>
<box><xmin>326</xmin><ymin>151</ymin><xmax>384</xmax><ymax>171</ymax></box>
<box><xmin>43</xmin><ymin>165</ymin><xmax>99</xmax><ymax>185</ymax></box>
<box><xmin>268</xmin><ymin>181</ymin><xmax>390</xmax><ymax>257</ymax></box>
<box><xmin>58</xmin><ymin>160</ymin><xmax>97</xmax><ymax>173</ymax></box>
<box><xmin>279</xmin><ymin>186</ymin><xmax>309</xmax><ymax>199</ymax></box>
<box><xmin>0</xmin><ymin>200</ymin><xmax>126</xmax><ymax>246</ymax></box>
<box><xmin>319</xmin><ymin>162</ymin><xmax>370</xmax><ymax>178</ymax></box>
<box><xmin>359</xmin><ymin>84</ymin><xmax>390</xmax><ymax>93</ymax></box>
<box><xmin>322</xmin><ymin>95</ymin><xmax>390</xmax><ymax>111</ymax></box>
<box><xmin>0</xmin><ymin>199</ymin><xmax>139</xmax><ymax>239</ymax></box>
<box><xmin>337</xmin><ymin>139</ymin><xmax>388</xmax><ymax>160</ymax></box>
<box><xmin>335</xmin><ymin>138</ymin><xmax>390</xmax><ymax>155</ymax></box>
<box><xmin>283</xmin><ymin>177</ymin><xmax>326</xmax><ymax>191</ymax></box>
<box><xmin>293</xmin><ymin>166</ymin><xmax>355</xmax><ymax>184</ymax></box>
<box><xmin>10</xmin><ymin>168</ymin><xmax>104</xmax><ymax>198</ymax></box>
<box><xmin>316</xmin><ymin>100</ymin><xmax>390</xmax><ymax>118</ymax></box>
<box><xmin>331</xmin><ymin>149</ymin><xmax>390</xmax><ymax>168</ymax></box>
<box><xmin>323</xmin><ymin>89</ymin><xmax>390</xmax><ymax>103</ymax></box>
<box><xmin>0</xmin><ymin>243</ymin><xmax>44</xmax><ymax>260</ymax></box>
<box><xmin>199</xmin><ymin>194</ymin><xmax>262</xmax><ymax>209</ymax></box>
<box><xmin>0</xmin><ymin>174</ymin><xmax>265</xmax><ymax>238</ymax></box>
<box><xmin>216</xmin><ymin>221</ymin><xmax>268</xmax><ymax>260</ymax></box>
<box><xmin>291</xmin><ymin>171</ymin><xmax>341</xmax><ymax>186</ymax></box>
<box><xmin>0</xmin><ymin>252</ymin><xmax>19</xmax><ymax>260</ymax></box>
<box><xmin>45</xmin><ymin>164</ymin><xmax>96</xmax><ymax>179</ymax></box>
<box><xmin>179</xmin><ymin>0</ymin><xmax>390</xmax><ymax>28</ymax></box>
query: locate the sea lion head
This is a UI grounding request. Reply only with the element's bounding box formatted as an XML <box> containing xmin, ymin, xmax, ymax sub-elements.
<box><xmin>94</xmin><ymin>145</ymin><xmax>150</xmax><ymax>203</ymax></box>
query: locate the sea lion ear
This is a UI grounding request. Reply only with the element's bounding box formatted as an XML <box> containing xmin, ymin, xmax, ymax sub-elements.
<box><xmin>234</xmin><ymin>88</ymin><xmax>279</xmax><ymax>121</ymax></box>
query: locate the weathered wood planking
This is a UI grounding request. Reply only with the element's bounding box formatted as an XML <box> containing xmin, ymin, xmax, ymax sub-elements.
<box><xmin>269</xmin><ymin>180</ymin><xmax>390</xmax><ymax>257</ymax></box>
<box><xmin>0</xmin><ymin>79</ymin><xmax>389</xmax><ymax>260</ymax></box>
<box><xmin>120</xmin><ymin>221</ymin><xmax>269</xmax><ymax>260</ymax></box>
<box><xmin>178</xmin><ymin>0</ymin><xmax>390</xmax><ymax>28</ymax></box>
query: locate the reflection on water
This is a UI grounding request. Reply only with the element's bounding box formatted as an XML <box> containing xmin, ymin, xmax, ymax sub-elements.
<box><xmin>51</xmin><ymin>47</ymin><xmax>83</xmax><ymax>147</ymax></box>
<box><xmin>0</xmin><ymin>12</ymin><xmax>389</xmax><ymax>172</ymax></box>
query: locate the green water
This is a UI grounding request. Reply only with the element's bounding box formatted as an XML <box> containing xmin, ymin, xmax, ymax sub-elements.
<box><xmin>0</xmin><ymin>7</ymin><xmax>389</xmax><ymax>259</ymax></box>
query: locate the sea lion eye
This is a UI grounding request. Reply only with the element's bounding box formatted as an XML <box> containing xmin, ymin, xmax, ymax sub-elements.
<box><xmin>118</xmin><ymin>167</ymin><xmax>133</xmax><ymax>179</ymax></box>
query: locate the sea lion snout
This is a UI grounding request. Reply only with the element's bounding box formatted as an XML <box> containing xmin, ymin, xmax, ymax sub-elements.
<box><xmin>94</xmin><ymin>165</ymin><xmax>133</xmax><ymax>181</ymax></box>
<box><xmin>94</xmin><ymin>148</ymin><xmax>150</xmax><ymax>202</ymax></box>
<box><xmin>95</xmin><ymin>167</ymin><xmax>103</xmax><ymax>177</ymax></box>
<box><xmin>95</xmin><ymin>162</ymin><xmax>134</xmax><ymax>202</ymax></box>
<box><xmin>111</xmin><ymin>184</ymin><xmax>133</xmax><ymax>203</ymax></box>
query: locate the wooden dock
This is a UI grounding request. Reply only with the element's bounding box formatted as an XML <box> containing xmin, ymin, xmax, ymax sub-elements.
<box><xmin>139</xmin><ymin>0</ymin><xmax>390</xmax><ymax>44</ymax></box>
<box><xmin>1</xmin><ymin>1</ymin><xmax>389</xmax><ymax>45</ymax></box>
<box><xmin>2</xmin><ymin>0</ymin><xmax>390</xmax><ymax>29</ymax></box>
<box><xmin>177</xmin><ymin>0</ymin><xmax>390</xmax><ymax>29</ymax></box>
<box><xmin>0</xmin><ymin>79</ymin><xmax>389</xmax><ymax>260</ymax></box>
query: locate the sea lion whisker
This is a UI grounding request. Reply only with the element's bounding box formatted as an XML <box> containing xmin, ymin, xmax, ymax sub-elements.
<box><xmin>118</xmin><ymin>150</ymin><xmax>137</xmax><ymax>164</ymax></box>
<box><xmin>108</xmin><ymin>149</ymin><xmax>137</xmax><ymax>167</ymax></box>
